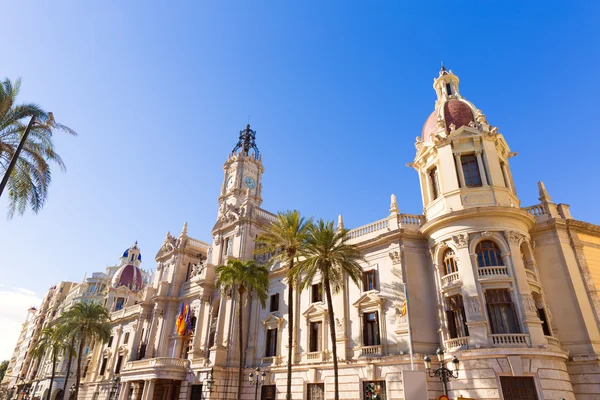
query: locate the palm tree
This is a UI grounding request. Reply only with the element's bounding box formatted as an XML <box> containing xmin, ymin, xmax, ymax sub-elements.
<box><xmin>30</xmin><ymin>326</ymin><xmax>67</xmax><ymax>400</ymax></box>
<box><xmin>59</xmin><ymin>333</ymin><xmax>77</xmax><ymax>398</ymax></box>
<box><xmin>58</xmin><ymin>302</ymin><xmax>111</xmax><ymax>400</ymax></box>
<box><xmin>255</xmin><ymin>210</ymin><xmax>312</xmax><ymax>400</ymax></box>
<box><xmin>0</xmin><ymin>77</ymin><xmax>76</xmax><ymax>218</ymax></box>
<box><xmin>292</xmin><ymin>220</ymin><xmax>365</xmax><ymax>400</ymax></box>
<box><xmin>215</xmin><ymin>259</ymin><xmax>269</xmax><ymax>400</ymax></box>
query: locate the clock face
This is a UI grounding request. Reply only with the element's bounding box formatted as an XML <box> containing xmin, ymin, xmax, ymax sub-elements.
<box><xmin>244</xmin><ymin>176</ymin><xmax>256</xmax><ymax>189</ymax></box>
<box><xmin>226</xmin><ymin>176</ymin><xmax>235</xmax><ymax>189</ymax></box>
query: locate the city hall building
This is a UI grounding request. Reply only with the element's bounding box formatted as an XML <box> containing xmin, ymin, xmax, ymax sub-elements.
<box><xmin>4</xmin><ymin>68</ymin><xmax>600</xmax><ymax>400</ymax></box>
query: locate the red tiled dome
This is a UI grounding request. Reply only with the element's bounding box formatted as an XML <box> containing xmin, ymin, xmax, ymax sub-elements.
<box><xmin>421</xmin><ymin>99</ymin><xmax>475</xmax><ymax>142</ymax></box>
<box><xmin>112</xmin><ymin>264</ymin><xmax>143</xmax><ymax>291</ymax></box>
<box><xmin>444</xmin><ymin>99</ymin><xmax>474</xmax><ymax>132</ymax></box>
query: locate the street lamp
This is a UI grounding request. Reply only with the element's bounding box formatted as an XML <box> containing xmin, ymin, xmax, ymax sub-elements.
<box><xmin>111</xmin><ymin>377</ymin><xmax>121</xmax><ymax>400</ymax></box>
<box><xmin>69</xmin><ymin>384</ymin><xmax>76</xmax><ymax>400</ymax></box>
<box><xmin>248</xmin><ymin>367</ymin><xmax>266</xmax><ymax>400</ymax></box>
<box><xmin>424</xmin><ymin>348</ymin><xmax>460</xmax><ymax>396</ymax></box>
<box><xmin>203</xmin><ymin>368</ymin><xmax>214</xmax><ymax>394</ymax></box>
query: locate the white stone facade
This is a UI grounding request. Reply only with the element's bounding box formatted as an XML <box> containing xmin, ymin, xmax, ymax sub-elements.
<box><xmin>4</xmin><ymin>69</ymin><xmax>600</xmax><ymax>400</ymax></box>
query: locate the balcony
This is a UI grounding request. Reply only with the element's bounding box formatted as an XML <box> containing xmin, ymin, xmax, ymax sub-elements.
<box><xmin>445</xmin><ymin>337</ymin><xmax>469</xmax><ymax>350</ymax></box>
<box><xmin>490</xmin><ymin>334</ymin><xmax>530</xmax><ymax>347</ymax></box>
<box><xmin>120</xmin><ymin>357</ymin><xmax>190</xmax><ymax>381</ymax></box>
<box><xmin>545</xmin><ymin>336</ymin><xmax>560</xmax><ymax>349</ymax></box>
<box><xmin>478</xmin><ymin>266</ymin><xmax>509</xmax><ymax>278</ymax></box>
<box><xmin>441</xmin><ymin>272</ymin><xmax>461</xmax><ymax>289</ymax></box>
<box><xmin>302</xmin><ymin>351</ymin><xmax>325</xmax><ymax>363</ymax></box>
<box><xmin>360</xmin><ymin>345</ymin><xmax>382</xmax><ymax>357</ymax></box>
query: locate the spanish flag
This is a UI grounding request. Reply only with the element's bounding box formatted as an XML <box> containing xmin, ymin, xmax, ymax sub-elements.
<box><xmin>176</xmin><ymin>302</ymin><xmax>185</xmax><ymax>335</ymax></box>
<box><xmin>401</xmin><ymin>298</ymin><xmax>407</xmax><ymax>317</ymax></box>
<box><xmin>177</xmin><ymin>303</ymin><xmax>190</xmax><ymax>335</ymax></box>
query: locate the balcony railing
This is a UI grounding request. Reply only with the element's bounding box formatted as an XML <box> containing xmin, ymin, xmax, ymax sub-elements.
<box><xmin>347</xmin><ymin>218</ymin><xmax>389</xmax><ymax>240</ymax></box>
<box><xmin>122</xmin><ymin>357</ymin><xmax>190</xmax><ymax>372</ymax></box>
<box><xmin>490</xmin><ymin>334</ymin><xmax>530</xmax><ymax>347</ymax></box>
<box><xmin>303</xmin><ymin>351</ymin><xmax>324</xmax><ymax>363</ymax></box>
<box><xmin>360</xmin><ymin>345</ymin><xmax>382</xmax><ymax>356</ymax></box>
<box><xmin>441</xmin><ymin>272</ymin><xmax>460</xmax><ymax>287</ymax></box>
<box><xmin>523</xmin><ymin>204</ymin><xmax>546</xmax><ymax>217</ymax></box>
<box><xmin>445</xmin><ymin>337</ymin><xmax>469</xmax><ymax>350</ymax></box>
<box><xmin>545</xmin><ymin>336</ymin><xmax>560</xmax><ymax>348</ymax></box>
<box><xmin>478</xmin><ymin>266</ymin><xmax>509</xmax><ymax>277</ymax></box>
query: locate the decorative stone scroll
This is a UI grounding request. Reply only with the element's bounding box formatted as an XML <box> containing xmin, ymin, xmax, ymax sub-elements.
<box><xmin>521</xmin><ymin>294</ymin><xmax>538</xmax><ymax>315</ymax></box>
<box><xmin>466</xmin><ymin>296</ymin><xmax>483</xmax><ymax>320</ymax></box>
<box><xmin>389</xmin><ymin>251</ymin><xmax>401</xmax><ymax>265</ymax></box>
<box><xmin>452</xmin><ymin>233</ymin><xmax>469</xmax><ymax>249</ymax></box>
<box><xmin>505</xmin><ymin>230</ymin><xmax>525</xmax><ymax>246</ymax></box>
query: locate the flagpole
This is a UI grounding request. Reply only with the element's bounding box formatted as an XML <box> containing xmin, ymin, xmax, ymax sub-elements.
<box><xmin>403</xmin><ymin>283</ymin><xmax>415</xmax><ymax>370</ymax></box>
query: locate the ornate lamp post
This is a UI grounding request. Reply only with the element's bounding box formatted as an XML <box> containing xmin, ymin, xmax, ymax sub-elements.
<box><xmin>248</xmin><ymin>367</ymin><xmax>266</xmax><ymax>400</ymax></box>
<box><xmin>204</xmin><ymin>368</ymin><xmax>215</xmax><ymax>395</ymax></box>
<box><xmin>110</xmin><ymin>377</ymin><xmax>120</xmax><ymax>400</ymax></box>
<box><xmin>424</xmin><ymin>348</ymin><xmax>460</xmax><ymax>396</ymax></box>
<box><xmin>68</xmin><ymin>384</ymin><xmax>76</xmax><ymax>400</ymax></box>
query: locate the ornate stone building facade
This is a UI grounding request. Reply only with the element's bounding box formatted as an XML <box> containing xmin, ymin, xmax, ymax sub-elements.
<box><xmin>4</xmin><ymin>68</ymin><xmax>600</xmax><ymax>400</ymax></box>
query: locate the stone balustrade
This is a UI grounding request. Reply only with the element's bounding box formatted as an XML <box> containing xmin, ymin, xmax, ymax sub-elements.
<box><xmin>360</xmin><ymin>345</ymin><xmax>382</xmax><ymax>356</ymax></box>
<box><xmin>256</xmin><ymin>208</ymin><xmax>277</xmax><ymax>222</ymax></box>
<box><xmin>303</xmin><ymin>351</ymin><xmax>324</xmax><ymax>363</ymax></box>
<box><xmin>478</xmin><ymin>266</ymin><xmax>509</xmax><ymax>277</ymax></box>
<box><xmin>348</xmin><ymin>218</ymin><xmax>389</xmax><ymax>240</ymax></box>
<box><xmin>122</xmin><ymin>357</ymin><xmax>190</xmax><ymax>372</ymax></box>
<box><xmin>399</xmin><ymin>213</ymin><xmax>422</xmax><ymax>226</ymax></box>
<box><xmin>445</xmin><ymin>337</ymin><xmax>469</xmax><ymax>350</ymax></box>
<box><xmin>523</xmin><ymin>204</ymin><xmax>547</xmax><ymax>217</ymax></box>
<box><xmin>187</xmin><ymin>238</ymin><xmax>209</xmax><ymax>251</ymax></box>
<box><xmin>545</xmin><ymin>336</ymin><xmax>560</xmax><ymax>348</ymax></box>
<box><xmin>490</xmin><ymin>334</ymin><xmax>530</xmax><ymax>347</ymax></box>
<box><xmin>441</xmin><ymin>272</ymin><xmax>460</xmax><ymax>287</ymax></box>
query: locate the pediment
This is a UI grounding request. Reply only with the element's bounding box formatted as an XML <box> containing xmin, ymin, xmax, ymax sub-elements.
<box><xmin>302</xmin><ymin>302</ymin><xmax>327</xmax><ymax>318</ymax></box>
<box><xmin>262</xmin><ymin>313</ymin><xmax>283</xmax><ymax>327</ymax></box>
<box><xmin>448</xmin><ymin>125</ymin><xmax>480</xmax><ymax>140</ymax></box>
<box><xmin>352</xmin><ymin>291</ymin><xmax>385</xmax><ymax>308</ymax></box>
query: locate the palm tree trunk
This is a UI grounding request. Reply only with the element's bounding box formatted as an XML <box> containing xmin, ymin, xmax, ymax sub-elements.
<box><xmin>74</xmin><ymin>333</ymin><xmax>86</xmax><ymax>400</ymax></box>
<box><xmin>286</xmin><ymin>259</ymin><xmax>294</xmax><ymax>400</ymax></box>
<box><xmin>323</xmin><ymin>275</ymin><xmax>339</xmax><ymax>400</ymax></box>
<box><xmin>237</xmin><ymin>288</ymin><xmax>245</xmax><ymax>400</ymax></box>
<box><xmin>62</xmin><ymin>337</ymin><xmax>75</xmax><ymax>396</ymax></box>
<box><xmin>48</xmin><ymin>351</ymin><xmax>57</xmax><ymax>400</ymax></box>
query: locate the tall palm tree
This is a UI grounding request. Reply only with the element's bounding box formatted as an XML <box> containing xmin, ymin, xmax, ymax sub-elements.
<box><xmin>215</xmin><ymin>259</ymin><xmax>269</xmax><ymax>400</ymax></box>
<box><xmin>59</xmin><ymin>333</ymin><xmax>77</xmax><ymax>398</ymax></box>
<box><xmin>255</xmin><ymin>210</ymin><xmax>312</xmax><ymax>400</ymax></box>
<box><xmin>30</xmin><ymin>326</ymin><xmax>67</xmax><ymax>400</ymax></box>
<box><xmin>292</xmin><ymin>220</ymin><xmax>365</xmax><ymax>400</ymax></box>
<box><xmin>58</xmin><ymin>302</ymin><xmax>111</xmax><ymax>400</ymax></box>
<box><xmin>0</xmin><ymin>77</ymin><xmax>76</xmax><ymax>218</ymax></box>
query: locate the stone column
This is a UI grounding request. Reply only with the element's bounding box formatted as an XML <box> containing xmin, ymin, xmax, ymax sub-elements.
<box><xmin>140</xmin><ymin>381</ymin><xmax>155</xmax><ymax>400</ymax></box>
<box><xmin>144</xmin><ymin>309</ymin><xmax>160</xmax><ymax>359</ymax></box>
<box><xmin>118</xmin><ymin>382</ymin><xmax>131</xmax><ymax>400</ymax></box>
<box><xmin>474</xmin><ymin>151</ymin><xmax>488</xmax><ymax>186</ymax></box>
<box><xmin>454</xmin><ymin>153</ymin><xmax>466</xmax><ymax>188</ymax></box>
<box><xmin>504</xmin><ymin>231</ymin><xmax>546</xmax><ymax>346</ymax></box>
<box><xmin>501</xmin><ymin>163</ymin><xmax>512</xmax><ymax>192</ymax></box>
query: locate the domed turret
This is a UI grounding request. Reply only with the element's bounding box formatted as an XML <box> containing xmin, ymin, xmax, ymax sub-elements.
<box><xmin>111</xmin><ymin>263</ymin><xmax>144</xmax><ymax>291</ymax></box>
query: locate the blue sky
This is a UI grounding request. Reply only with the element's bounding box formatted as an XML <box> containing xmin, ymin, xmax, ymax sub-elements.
<box><xmin>1</xmin><ymin>1</ymin><xmax>599</xmax><ymax>358</ymax></box>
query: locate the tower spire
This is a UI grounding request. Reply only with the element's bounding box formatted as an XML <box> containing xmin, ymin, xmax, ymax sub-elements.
<box><xmin>232</xmin><ymin>124</ymin><xmax>260</xmax><ymax>159</ymax></box>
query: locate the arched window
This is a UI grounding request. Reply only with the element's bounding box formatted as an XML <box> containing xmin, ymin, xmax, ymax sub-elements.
<box><xmin>442</xmin><ymin>249</ymin><xmax>458</xmax><ymax>275</ymax></box>
<box><xmin>476</xmin><ymin>241</ymin><xmax>503</xmax><ymax>267</ymax></box>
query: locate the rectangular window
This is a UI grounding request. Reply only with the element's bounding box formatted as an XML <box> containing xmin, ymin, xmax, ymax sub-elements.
<box><xmin>537</xmin><ymin>307</ymin><xmax>551</xmax><ymax>336</ymax></box>
<box><xmin>446</xmin><ymin>295</ymin><xmax>469</xmax><ymax>339</ymax></box>
<box><xmin>265</xmin><ymin>328</ymin><xmax>277</xmax><ymax>357</ymax></box>
<box><xmin>363</xmin><ymin>381</ymin><xmax>387</xmax><ymax>400</ymax></box>
<box><xmin>363</xmin><ymin>270</ymin><xmax>377</xmax><ymax>292</ymax></box>
<box><xmin>270</xmin><ymin>293</ymin><xmax>279</xmax><ymax>312</ymax></box>
<box><xmin>363</xmin><ymin>312</ymin><xmax>381</xmax><ymax>346</ymax></box>
<box><xmin>99</xmin><ymin>357</ymin><xmax>108</xmax><ymax>375</ymax></box>
<box><xmin>190</xmin><ymin>385</ymin><xmax>203</xmax><ymax>400</ymax></box>
<box><xmin>123</xmin><ymin>332</ymin><xmax>130</xmax><ymax>344</ymax></box>
<box><xmin>486</xmin><ymin>289</ymin><xmax>520</xmax><ymax>334</ymax></box>
<box><xmin>309</xmin><ymin>322</ymin><xmax>322</xmax><ymax>352</ymax></box>
<box><xmin>461</xmin><ymin>154</ymin><xmax>482</xmax><ymax>187</ymax></box>
<box><xmin>261</xmin><ymin>385</ymin><xmax>276</xmax><ymax>400</ymax></box>
<box><xmin>499</xmin><ymin>376</ymin><xmax>539</xmax><ymax>400</ymax></box>
<box><xmin>107</xmin><ymin>336</ymin><xmax>114</xmax><ymax>348</ymax></box>
<box><xmin>429</xmin><ymin>167</ymin><xmax>440</xmax><ymax>200</ymax></box>
<box><xmin>114</xmin><ymin>355</ymin><xmax>123</xmax><ymax>374</ymax></box>
<box><xmin>446</xmin><ymin>83</ymin><xmax>452</xmax><ymax>96</ymax></box>
<box><xmin>307</xmin><ymin>383</ymin><xmax>324</xmax><ymax>400</ymax></box>
<box><xmin>115</xmin><ymin>298</ymin><xmax>125</xmax><ymax>311</ymax></box>
<box><xmin>311</xmin><ymin>283</ymin><xmax>323</xmax><ymax>303</ymax></box>
<box><xmin>185</xmin><ymin>263</ymin><xmax>193</xmax><ymax>282</ymax></box>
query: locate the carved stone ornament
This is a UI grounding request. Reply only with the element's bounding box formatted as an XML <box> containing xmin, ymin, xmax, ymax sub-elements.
<box><xmin>504</xmin><ymin>230</ymin><xmax>524</xmax><ymax>246</ymax></box>
<box><xmin>521</xmin><ymin>294</ymin><xmax>538</xmax><ymax>314</ymax></box>
<box><xmin>436</xmin><ymin>115</ymin><xmax>446</xmax><ymax>129</ymax></box>
<box><xmin>452</xmin><ymin>233</ymin><xmax>469</xmax><ymax>249</ymax></box>
<box><xmin>449</xmin><ymin>123</ymin><xmax>456</xmax><ymax>132</ymax></box>
<box><xmin>466</xmin><ymin>296</ymin><xmax>482</xmax><ymax>320</ymax></box>
<box><xmin>414</xmin><ymin>136</ymin><xmax>423</xmax><ymax>150</ymax></box>
<box><xmin>335</xmin><ymin>318</ymin><xmax>344</xmax><ymax>334</ymax></box>
<box><xmin>475</xmin><ymin>109</ymin><xmax>488</xmax><ymax>124</ymax></box>
<box><xmin>389</xmin><ymin>251</ymin><xmax>401</xmax><ymax>265</ymax></box>
<box><xmin>480</xmin><ymin>231</ymin><xmax>493</xmax><ymax>238</ymax></box>
<box><xmin>468</xmin><ymin>120</ymin><xmax>477</xmax><ymax>128</ymax></box>
<box><xmin>489</xmin><ymin>126</ymin><xmax>499</xmax><ymax>136</ymax></box>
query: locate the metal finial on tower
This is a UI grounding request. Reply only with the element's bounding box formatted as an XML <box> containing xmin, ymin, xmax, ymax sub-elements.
<box><xmin>440</xmin><ymin>62</ymin><xmax>448</xmax><ymax>75</ymax></box>
<box><xmin>232</xmin><ymin>124</ymin><xmax>260</xmax><ymax>159</ymax></box>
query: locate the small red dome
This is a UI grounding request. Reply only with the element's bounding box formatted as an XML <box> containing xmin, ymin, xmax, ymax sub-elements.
<box><xmin>112</xmin><ymin>264</ymin><xmax>143</xmax><ymax>291</ymax></box>
<box><xmin>444</xmin><ymin>99</ymin><xmax>474</xmax><ymax>131</ymax></box>
<box><xmin>421</xmin><ymin>99</ymin><xmax>474</xmax><ymax>142</ymax></box>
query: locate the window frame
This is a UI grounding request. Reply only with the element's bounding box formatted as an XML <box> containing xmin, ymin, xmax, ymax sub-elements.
<box><xmin>461</xmin><ymin>154</ymin><xmax>482</xmax><ymax>187</ymax></box>
<box><xmin>486</xmin><ymin>289</ymin><xmax>521</xmax><ymax>334</ymax></box>
<box><xmin>265</xmin><ymin>328</ymin><xmax>278</xmax><ymax>357</ymax></box>
<box><xmin>476</xmin><ymin>240</ymin><xmax>504</xmax><ymax>267</ymax></box>
<box><xmin>442</xmin><ymin>249</ymin><xmax>458</xmax><ymax>276</ymax></box>
<box><xmin>311</xmin><ymin>283</ymin><xmax>323</xmax><ymax>303</ymax></box>
<box><xmin>362</xmin><ymin>270</ymin><xmax>377</xmax><ymax>292</ymax></box>
<box><xmin>269</xmin><ymin>293</ymin><xmax>279</xmax><ymax>312</ymax></box>
<box><xmin>445</xmin><ymin>295</ymin><xmax>469</xmax><ymax>339</ymax></box>
<box><xmin>363</xmin><ymin>311</ymin><xmax>381</xmax><ymax>347</ymax></box>
<box><xmin>429</xmin><ymin>167</ymin><xmax>440</xmax><ymax>200</ymax></box>
<box><xmin>309</xmin><ymin>321</ymin><xmax>322</xmax><ymax>353</ymax></box>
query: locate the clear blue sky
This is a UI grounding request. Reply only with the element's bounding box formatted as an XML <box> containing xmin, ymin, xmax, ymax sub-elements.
<box><xmin>1</xmin><ymin>1</ymin><xmax>599</xmax><ymax>357</ymax></box>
